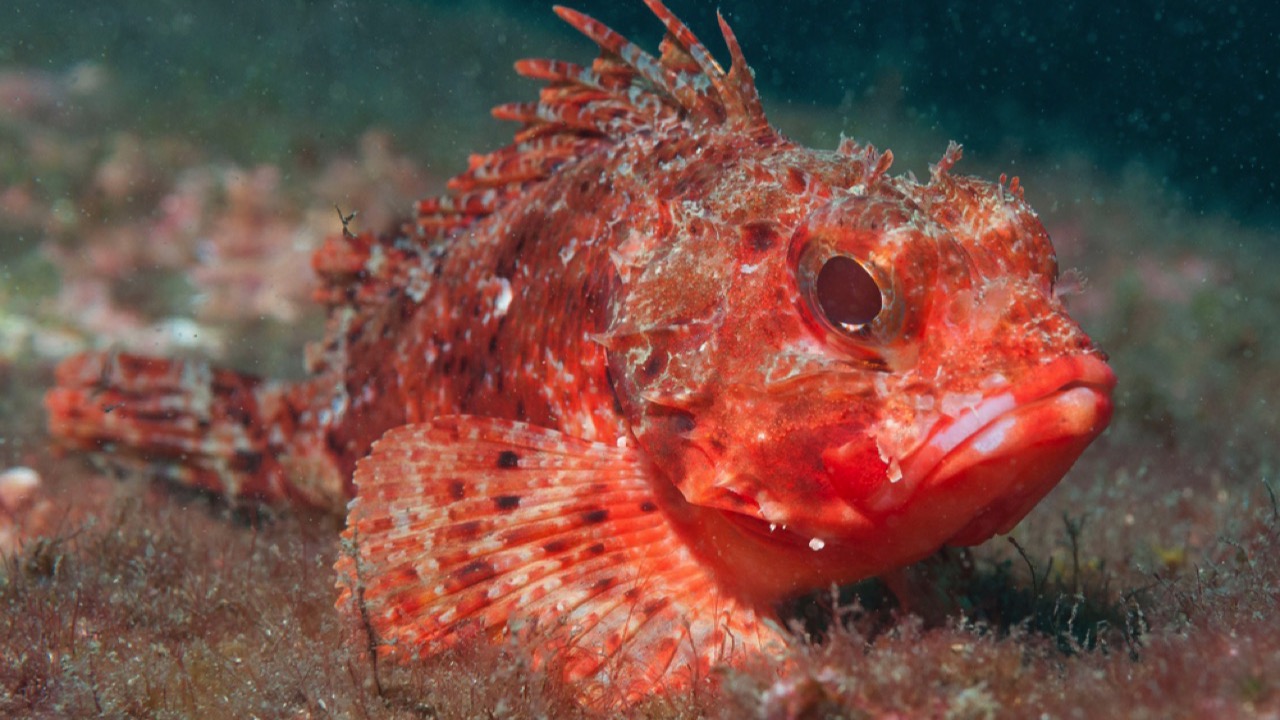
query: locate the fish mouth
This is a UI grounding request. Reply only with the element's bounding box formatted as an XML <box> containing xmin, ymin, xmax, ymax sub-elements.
<box><xmin>707</xmin><ymin>354</ymin><xmax>1114</xmax><ymax>563</ymax></box>
<box><xmin>875</xmin><ymin>353</ymin><xmax>1116</xmax><ymax>545</ymax></box>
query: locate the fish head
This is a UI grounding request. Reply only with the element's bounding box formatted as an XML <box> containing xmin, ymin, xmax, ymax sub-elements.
<box><xmin>605</xmin><ymin>142</ymin><xmax>1114</xmax><ymax>588</ymax></box>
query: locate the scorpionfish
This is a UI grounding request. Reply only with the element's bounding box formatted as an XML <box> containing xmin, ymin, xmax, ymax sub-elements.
<box><xmin>45</xmin><ymin>0</ymin><xmax>1115</xmax><ymax>705</ymax></box>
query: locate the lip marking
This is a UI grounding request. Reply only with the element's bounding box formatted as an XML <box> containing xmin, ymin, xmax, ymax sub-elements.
<box><xmin>928</xmin><ymin>392</ymin><xmax>1015</xmax><ymax>458</ymax></box>
<box><xmin>866</xmin><ymin>355</ymin><xmax>1115</xmax><ymax>515</ymax></box>
<box><xmin>971</xmin><ymin>415</ymin><xmax>1015</xmax><ymax>455</ymax></box>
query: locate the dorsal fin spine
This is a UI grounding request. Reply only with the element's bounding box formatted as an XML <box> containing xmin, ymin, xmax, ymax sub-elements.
<box><xmin>553</xmin><ymin>7</ymin><xmax>678</xmax><ymax>99</ymax></box>
<box><xmin>409</xmin><ymin>3</ymin><xmax>769</xmax><ymax>240</ymax></box>
<box><xmin>716</xmin><ymin>11</ymin><xmax>766</xmax><ymax>125</ymax></box>
<box><xmin>514</xmin><ymin>58</ymin><xmax>605</xmax><ymax>91</ymax></box>
<box><xmin>491</xmin><ymin>101</ymin><xmax>540</xmax><ymax>123</ymax></box>
<box><xmin>642</xmin><ymin>0</ymin><xmax>731</xmax><ymax>120</ymax></box>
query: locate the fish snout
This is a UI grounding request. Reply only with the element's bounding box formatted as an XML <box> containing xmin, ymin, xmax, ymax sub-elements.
<box><xmin>836</xmin><ymin>354</ymin><xmax>1115</xmax><ymax>544</ymax></box>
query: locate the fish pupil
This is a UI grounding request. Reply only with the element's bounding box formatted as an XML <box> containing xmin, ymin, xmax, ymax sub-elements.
<box><xmin>815</xmin><ymin>255</ymin><xmax>882</xmax><ymax>330</ymax></box>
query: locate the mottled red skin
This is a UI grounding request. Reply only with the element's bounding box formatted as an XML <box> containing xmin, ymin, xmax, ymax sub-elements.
<box><xmin>45</xmin><ymin>0</ymin><xmax>1114</xmax><ymax>705</ymax></box>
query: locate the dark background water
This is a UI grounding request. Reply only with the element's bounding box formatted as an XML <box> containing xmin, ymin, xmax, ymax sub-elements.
<box><xmin>562</xmin><ymin>0</ymin><xmax>1280</xmax><ymax>227</ymax></box>
<box><xmin>2</xmin><ymin>0</ymin><xmax>1277</xmax><ymax>230</ymax></box>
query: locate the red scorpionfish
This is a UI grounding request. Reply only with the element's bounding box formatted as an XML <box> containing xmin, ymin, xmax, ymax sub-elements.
<box><xmin>45</xmin><ymin>0</ymin><xmax>1115</xmax><ymax>706</ymax></box>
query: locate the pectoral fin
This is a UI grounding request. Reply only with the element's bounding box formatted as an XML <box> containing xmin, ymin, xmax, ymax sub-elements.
<box><xmin>334</xmin><ymin>416</ymin><xmax>783</xmax><ymax>705</ymax></box>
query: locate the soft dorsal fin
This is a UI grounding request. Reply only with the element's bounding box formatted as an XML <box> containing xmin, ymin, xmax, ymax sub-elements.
<box><xmin>413</xmin><ymin>0</ymin><xmax>768</xmax><ymax>238</ymax></box>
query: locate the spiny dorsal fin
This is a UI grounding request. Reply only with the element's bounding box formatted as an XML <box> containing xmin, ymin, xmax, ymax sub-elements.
<box><xmin>553</xmin><ymin>1</ymin><xmax>766</xmax><ymax>130</ymax></box>
<box><xmin>413</xmin><ymin>1</ymin><xmax>768</xmax><ymax>239</ymax></box>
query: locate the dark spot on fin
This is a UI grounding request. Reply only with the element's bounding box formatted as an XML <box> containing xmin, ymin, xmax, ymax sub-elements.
<box><xmin>496</xmin><ymin>450</ymin><xmax>520</xmax><ymax>468</ymax></box>
<box><xmin>442</xmin><ymin>520</ymin><xmax>482</xmax><ymax>541</ymax></box>
<box><xmin>448</xmin><ymin>479</ymin><xmax>466</xmax><ymax>500</ymax></box>
<box><xmin>642</xmin><ymin>597</ymin><xmax>671</xmax><ymax>616</ymax></box>
<box><xmin>456</xmin><ymin>559</ymin><xmax>496</xmax><ymax>584</ymax></box>
<box><xmin>494</xmin><ymin>495</ymin><xmax>521</xmax><ymax>511</ymax></box>
<box><xmin>582</xmin><ymin>508</ymin><xmax>609</xmax><ymax>524</ymax></box>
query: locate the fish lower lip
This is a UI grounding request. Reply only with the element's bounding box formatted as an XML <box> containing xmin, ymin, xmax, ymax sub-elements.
<box><xmin>719</xmin><ymin>511</ymin><xmax>810</xmax><ymax>547</ymax></box>
<box><xmin>873</xmin><ymin>354</ymin><xmax>1115</xmax><ymax>517</ymax></box>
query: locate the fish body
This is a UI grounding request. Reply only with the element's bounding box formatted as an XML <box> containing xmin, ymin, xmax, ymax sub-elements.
<box><xmin>45</xmin><ymin>0</ymin><xmax>1114</xmax><ymax>704</ymax></box>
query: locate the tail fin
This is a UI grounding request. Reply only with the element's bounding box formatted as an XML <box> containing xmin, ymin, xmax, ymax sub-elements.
<box><xmin>45</xmin><ymin>352</ymin><xmax>345</xmax><ymax>512</ymax></box>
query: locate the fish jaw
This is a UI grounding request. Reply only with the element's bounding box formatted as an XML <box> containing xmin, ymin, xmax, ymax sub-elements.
<box><xmin>690</xmin><ymin>353</ymin><xmax>1114</xmax><ymax>604</ymax></box>
<box><xmin>866</xmin><ymin>353</ymin><xmax>1115</xmax><ymax>544</ymax></box>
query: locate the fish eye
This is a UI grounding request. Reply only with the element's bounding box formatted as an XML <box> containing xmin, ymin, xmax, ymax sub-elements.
<box><xmin>814</xmin><ymin>255</ymin><xmax>882</xmax><ymax>331</ymax></box>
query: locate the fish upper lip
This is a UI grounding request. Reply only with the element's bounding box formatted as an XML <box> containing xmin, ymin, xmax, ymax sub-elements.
<box><xmin>871</xmin><ymin>353</ymin><xmax>1116</xmax><ymax>514</ymax></box>
<box><xmin>712</xmin><ymin>354</ymin><xmax>1114</xmax><ymax>550</ymax></box>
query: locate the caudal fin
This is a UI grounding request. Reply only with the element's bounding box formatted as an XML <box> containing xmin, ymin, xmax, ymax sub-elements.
<box><xmin>45</xmin><ymin>352</ymin><xmax>344</xmax><ymax>512</ymax></box>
